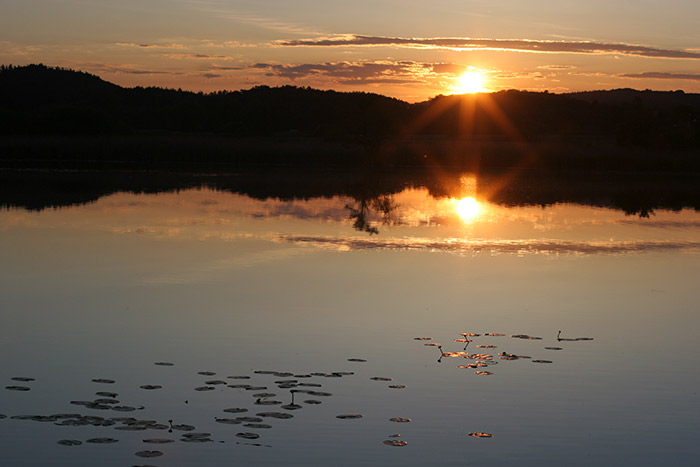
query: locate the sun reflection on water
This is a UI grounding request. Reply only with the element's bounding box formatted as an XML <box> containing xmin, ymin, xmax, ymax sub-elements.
<box><xmin>456</xmin><ymin>197</ymin><xmax>480</xmax><ymax>223</ymax></box>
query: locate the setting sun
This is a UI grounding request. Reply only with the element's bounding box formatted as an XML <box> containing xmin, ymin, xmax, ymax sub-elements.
<box><xmin>453</xmin><ymin>71</ymin><xmax>486</xmax><ymax>94</ymax></box>
<box><xmin>456</xmin><ymin>196</ymin><xmax>480</xmax><ymax>221</ymax></box>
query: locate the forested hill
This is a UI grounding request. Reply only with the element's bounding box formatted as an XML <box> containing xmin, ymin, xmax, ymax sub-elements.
<box><xmin>1</xmin><ymin>63</ymin><xmax>699</xmax><ymax>149</ymax></box>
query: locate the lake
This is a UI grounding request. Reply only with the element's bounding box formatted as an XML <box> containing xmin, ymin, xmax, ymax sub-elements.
<box><xmin>1</xmin><ymin>170</ymin><xmax>699</xmax><ymax>466</ymax></box>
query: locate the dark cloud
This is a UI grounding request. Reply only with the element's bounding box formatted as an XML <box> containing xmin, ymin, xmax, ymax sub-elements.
<box><xmin>203</xmin><ymin>73</ymin><xmax>221</xmax><ymax>79</ymax></box>
<box><xmin>619</xmin><ymin>72</ymin><xmax>700</xmax><ymax>81</ymax></box>
<box><xmin>279</xmin><ymin>35</ymin><xmax>700</xmax><ymax>60</ymax></box>
<box><xmin>250</xmin><ymin>61</ymin><xmax>424</xmax><ymax>83</ymax></box>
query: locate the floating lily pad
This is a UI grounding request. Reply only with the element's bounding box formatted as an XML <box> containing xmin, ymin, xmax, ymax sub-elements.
<box><xmin>86</xmin><ymin>437</ymin><xmax>119</xmax><ymax>444</ymax></box>
<box><xmin>135</xmin><ymin>450</ymin><xmax>163</xmax><ymax>457</ymax></box>
<box><xmin>389</xmin><ymin>434</ymin><xmax>401</xmax><ymax>438</ymax></box>
<box><xmin>5</xmin><ymin>386</ymin><xmax>30</xmax><ymax>391</ymax></box>
<box><xmin>461</xmin><ymin>333</ymin><xmax>481</xmax><ymax>337</ymax></box>
<box><xmin>281</xmin><ymin>404</ymin><xmax>303</xmax><ymax>410</ymax></box>
<box><xmin>306</xmin><ymin>391</ymin><xmax>332</xmax><ymax>397</ymax></box>
<box><xmin>303</xmin><ymin>400</ymin><xmax>322</xmax><ymax>405</ymax></box>
<box><xmin>112</xmin><ymin>406</ymin><xmax>138</xmax><ymax>412</ymax></box>
<box><xmin>96</xmin><ymin>391</ymin><xmax>119</xmax><ymax>398</ymax></box>
<box><xmin>254</xmin><ymin>371</ymin><xmax>277</xmax><ymax>375</ymax></box>
<box><xmin>143</xmin><ymin>439</ymin><xmax>175</xmax><ymax>444</ymax></box>
<box><xmin>253</xmin><ymin>393</ymin><xmax>276</xmax><ymax>398</ymax></box>
<box><xmin>484</xmin><ymin>333</ymin><xmax>505</xmax><ymax>336</ymax></box>
<box><xmin>215</xmin><ymin>418</ymin><xmax>241</xmax><ymax>425</ymax></box>
<box><xmin>414</xmin><ymin>337</ymin><xmax>432</xmax><ymax>340</ymax></box>
<box><xmin>194</xmin><ymin>386</ymin><xmax>215</xmax><ymax>392</ymax></box>
<box><xmin>245</xmin><ymin>386</ymin><xmax>268</xmax><ymax>391</ymax></box>
<box><xmin>256</xmin><ymin>412</ymin><xmax>293</xmax><ymax>419</ymax></box>
<box><xmin>236</xmin><ymin>432</ymin><xmax>260</xmax><ymax>439</ymax></box>
<box><xmin>0</xmin><ymin>414</ymin><xmax>6</xmax><ymax>419</ymax></box>
<box><xmin>91</xmin><ymin>379</ymin><xmax>115</xmax><ymax>384</ymax></box>
<box><xmin>544</xmin><ymin>347</ymin><xmax>563</xmax><ymax>350</ymax></box>
<box><xmin>336</xmin><ymin>414</ymin><xmax>363</xmax><ymax>419</ymax></box>
<box><xmin>244</xmin><ymin>423</ymin><xmax>272</xmax><ymax>429</ymax></box>
<box><xmin>227</xmin><ymin>376</ymin><xmax>251</xmax><ymax>379</ymax></box>
<box><xmin>510</xmin><ymin>334</ymin><xmax>542</xmax><ymax>340</ymax></box>
<box><xmin>294</xmin><ymin>374</ymin><xmax>311</xmax><ymax>378</ymax></box>
<box><xmin>388</xmin><ymin>385</ymin><xmax>406</xmax><ymax>389</ymax></box>
<box><xmin>474</xmin><ymin>371</ymin><xmax>494</xmax><ymax>375</ymax></box>
<box><xmin>197</xmin><ymin>371</ymin><xmax>216</xmax><ymax>376</ymax></box>
<box><xmin>154</xmin><ymin>362</ymin><xmax>174</xmax><ymax>366</ymax></box>
<box><xmin>275</xmin><ymin>380</ymin><xmax>297</xmax><ymax>384</ymax></box>
<box><xmin>236</xmin><ymin>417</ymin><xmax>263</xmax><ymax>423</ymax></box>
<box><xmin>370</xmin><ymin>377</ymin><xmax>392</xmax><ymax>381</ymax></box>
<box><xmin>94</xmin><ymin>398</ymin><xmax>119</xmax><ymax>404</ymax></box>
<box><xmin>274</xmin><ymin>372</ymin><xmax>294</xmax><ymax>377</ymax></box>
<box><xmin>57</xmin><ymin>439</ymin><xmax>82</xmax><ymax>446</ymax></box>
<box><xmin>477</xmin><ymin>345</ymin><xmax>497</xmax><ymax>348</ymax></box>
<box><xmin>255</xmin><ymin>399</ymin><xmax>281</xmax><ymax>405</ymax></box>
<box><xmin>140</xmin><ymin>385</ymin><xmax>162</xmax><ymax>390</ymax></box>
<box><xmin>468</xmin><ymin>432</ymin><xmax>493</xmax><ymax>438</ymax></box>
<box><xmin>228</xmin><ymin>384</ymin><xmax>252</xmax><ymax>389</ymax></box>
<box><xmin>181</xmin><ymin>432</ymin><xmax>211</xmax><ymax>439</ymax></box>
<box><xmin>383</xmin><ymin>440</ymin><xmax>408</xmax><ymax>446</ymax></box>
<box><xmin>11</xmin><ymin>377</ymin><xmax>35</xmax><ymax>382</ymax></box>
<box><xmin>205</xmin><ymin>380</ymin><xmax>227</xmax><ymax>385</ymax></box>
<box><xmin>170</xmin><ymin>423</ymin><xmax>195</xmax><ymax>431</ymax></box>
<box><xmin>424</xmin><ymin>343</ymin><xmax>440</xmax><ymax>347</ymax></box>
<box><xmin>389</xmin><ymin>417</ymin><xmax>411</xmax><ymax>423</ymax></box>
<box><xmin>297</xmin><ymin>383</ymin><xmax>322</xmax><ymax>387</ymax></box>
<box><xmin>223</xmin><ymin>408</ymin><xmax>248</xmax><ymax>414</ymax></box>
<box><xmin>532</xmin><ymin>360</ymin><xmax>553</xmax><ymax>363</ymax></box>
<box><xmin>347</xmin><ymin>358</ymin><xmax>367</xmax><ymax>362</ymax></box>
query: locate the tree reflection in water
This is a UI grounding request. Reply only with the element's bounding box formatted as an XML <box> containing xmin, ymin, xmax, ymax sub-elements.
<box><xmin>345</xmin><ymin>195</ymin><xmax>397</xmax><ymax>235</ymax></box>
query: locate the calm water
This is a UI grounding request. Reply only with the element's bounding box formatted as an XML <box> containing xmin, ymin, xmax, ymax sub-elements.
<box><xmin>1</xmin><ymin>179</ymin><xmax>699</xmax><ymax>466</ymax></box>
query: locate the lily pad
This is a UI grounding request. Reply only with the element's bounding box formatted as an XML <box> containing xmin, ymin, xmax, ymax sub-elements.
<box><xmin>236</xmin><ymin>432</ymin><xmax>260</xmax><ymax>439</ymax></box>
<box><xmin>468</xmin><ymin>432</ymin><xmax>493</xmax><ymax>438</ymax></box>
<box><xmin>135</xmin><ymin>450</ymin><xmax>163</xmax><ymax>458</ymax></box>
<box><xmin>154</xmin><ymin>362</ymin><xmax>174</xmax><ymax>366</ymax></box>
<box><xmin>383</xmin><ymin>440</ymin><xmax>408</xmax><ymax>446</ymax></box>
<box><xmin>389</xmin><ymin>417</ymin><xmax>411</xmax><ymax>423</ymax></box>
<box><xmin>91</xmin><ymin>379</ymin><xmax>115</xmax><ymax>384</ymax></box>
<box><xmin>139</xmin><ymin>385</ymin><xmax>162</xmax><ymax>390</ymax></box>
<box><xmin>336</xmin><ymin>414</ymin><xmax>363</xmax><ymax>419</ymax></box>
<box><xmin>10</xmin><ymin>377</ymin><xmax>35</xmax><ymax>382</ymax></box>
<box><xmin>5</xmin><ymin>386</ymin><xmax>30</xmax><ymax>391</ymax></box>
<box><xmin>223</xmin><ymin>408</ymin><xmax>248</xmax><ymax>414</ymax></box>
<box><xmin>86</xmin><ymin>437</ymin><xmax>119</xmax><ymax>444</ymax></box>
<box><xmin>143</xmin><ymin>439</ymin><xmax>175</xmax><ymax>444</ymax></box>
<box><xmin>57</xmin><ymin>439</ymin><xmax>82</xmax><ymax>446</ymax></box>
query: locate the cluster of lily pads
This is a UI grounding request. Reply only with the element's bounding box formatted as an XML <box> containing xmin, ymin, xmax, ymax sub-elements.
<box><xmin>416</xmin><ymin>329</ymin><xmax>594</xmax><ymax>438</ymax></box>
<box><xmin>1</xmin><ymin>357</ymin><xmax>417</xmax><ymax>463</ymax></box>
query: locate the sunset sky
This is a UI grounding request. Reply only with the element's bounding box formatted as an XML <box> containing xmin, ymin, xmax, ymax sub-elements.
<box><xmin>2</xmin><ymin>0</ymin><xmax>700</xmax><ymax>101</ymax></box>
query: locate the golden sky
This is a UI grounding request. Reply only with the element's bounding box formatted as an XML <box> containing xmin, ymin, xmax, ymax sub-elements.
<box><xmin>2</xmin><ymin>0</ymin><xmax>699</xmax><ymax>101</ymax></box>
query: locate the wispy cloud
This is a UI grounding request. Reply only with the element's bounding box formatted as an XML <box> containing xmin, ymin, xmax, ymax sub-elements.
<box><xmin>619</xmin><ymin>72</ymin><xmax>700</xmax><ymax>81</ymax></box>
<box><xmin>115</xmin><ymin>42</ymin><xmax>186</xmax><ymax>49</ymax></box>
<box><xmin>277</xmin><ymin>35</ymin><xmax>700</xmax><ymax>59</ymax></box>
<box><xmin>278</xmin><ymin>235</ymin><xmax>700</xmax><ymax>256</ymax></box>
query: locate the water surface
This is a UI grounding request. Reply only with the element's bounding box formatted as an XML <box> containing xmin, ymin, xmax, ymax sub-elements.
<box><xmin>1</xmin><ymin>180</ymin><xmax>699</xmax><ymax>466</ymax></box>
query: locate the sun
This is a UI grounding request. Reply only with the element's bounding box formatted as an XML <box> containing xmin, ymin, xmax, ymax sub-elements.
<box><xmin>453</xmin><ymin>71</ymin><xmax>486</xmax><ymax>94</ymax></box>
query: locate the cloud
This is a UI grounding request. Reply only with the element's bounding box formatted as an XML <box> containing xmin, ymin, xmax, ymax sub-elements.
<box><xmin>115</xmin><ymin>42</ymin><xmax>186</xmax><ymax>49</ymax></box>
<box><xmin>203</xmin><ymin>73</ymin><xmax>221</xmax><ymax>78</ymax></box>
<box><xmin>249</xmin><ymin>60</ymin><xmax>429</xmax><ymax>83</ymax></box>
<box><xmin>619</xmin><ymin>72</ymin><xmax>700</xmax><ymax>81</ymax></box>
<box><xmin>538</xmin><ymin>64</ymin><xmax>577</xmax><ymax>70</ymax></box>
<box><xmin>277</xmin><ymin>235</ymin><xmax>700</xmax><ymax>256</ymax></box>
<box><xmin>278</xmin><ymin>35</ymin><xmax>700</xmax><ymax>59</ymax></box>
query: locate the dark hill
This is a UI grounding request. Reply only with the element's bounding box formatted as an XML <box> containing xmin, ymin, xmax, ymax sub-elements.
<box><xmin>1</xmin><ymin>64</ymin><xmax>699</xmax><ymax>171</ymax></box>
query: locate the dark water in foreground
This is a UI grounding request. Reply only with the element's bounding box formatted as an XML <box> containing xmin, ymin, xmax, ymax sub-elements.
<box><xmin>1</xmin><ymin>173</ymin><xmax>699</xmax><ymax>466</ymax></box>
